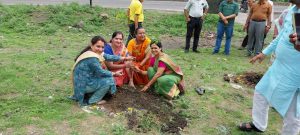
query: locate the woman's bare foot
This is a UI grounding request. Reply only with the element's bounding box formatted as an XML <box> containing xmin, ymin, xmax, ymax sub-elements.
<box><xmin>96</xmin><ymin>100</ymin><xmax>107</xmax><ymax>105</ymax></box>
<box><xmin>129</xmin><ymin>80</ymin><xmax>136</xmax><ymax>89</ymax></box>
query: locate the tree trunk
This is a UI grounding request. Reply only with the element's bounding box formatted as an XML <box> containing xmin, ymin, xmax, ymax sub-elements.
<box><xmin>207</xmin><ymin>0</ymin><xmax>222</xmax><ymax>14</ymax></box>
<box><xmin>90</xmin><ymin>0</ymin><xmax>92</xmax><ymax>7</ymax></box>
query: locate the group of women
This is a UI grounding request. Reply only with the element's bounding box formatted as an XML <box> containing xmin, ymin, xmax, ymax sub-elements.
<box><xmin>70</xmin><ymin>27</ymin><xmax>185</xmax><ymax>106</ymax></box>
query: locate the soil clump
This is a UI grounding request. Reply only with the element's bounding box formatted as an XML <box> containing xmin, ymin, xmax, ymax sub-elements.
<box><xmin>102</xmin><ymin>86</ymin><xmax>187</xmax><ymax>134</ymax></box>
<box><xmin>224</xmin><ymin>72</ymin><xmax>263</xmax><ymax>87</ymax></box>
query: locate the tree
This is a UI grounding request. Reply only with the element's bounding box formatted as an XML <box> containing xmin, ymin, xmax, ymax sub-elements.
<box><xmin>207</xmin><ymin>0</ymin><xmax>223</xmax><ymax>14</ymax></box>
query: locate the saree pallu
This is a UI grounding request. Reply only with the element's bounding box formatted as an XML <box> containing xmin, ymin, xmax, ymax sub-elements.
<box><xmin>127</xmin><ymin>37</ymin><xmax>151</xmax><ymax>85</ymax></box>
<box><xmin>147</xmin><ymin>53</ymin><xmax>185</xmax><ymax>99</ymax></box>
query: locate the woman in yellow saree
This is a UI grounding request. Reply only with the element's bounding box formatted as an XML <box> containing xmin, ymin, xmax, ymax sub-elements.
<box><xmin>127</xmin><ymin>27</ymin><xmax>151</xmax><ymax>85</ymax></box>
<box><xmin>134</xmin><ymin>41</ymin><xmax>185</xmax><ymax>99</ymax></box>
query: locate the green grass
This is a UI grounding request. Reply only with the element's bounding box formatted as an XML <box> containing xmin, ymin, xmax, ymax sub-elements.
<box><xmin>0</xmin><ymin>3</ymin><xmax>282</xmax><ymax>134</ymax></box>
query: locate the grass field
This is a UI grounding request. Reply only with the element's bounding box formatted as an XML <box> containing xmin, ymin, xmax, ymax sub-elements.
<box><xmin>0</xmin><ymin>3</ymin><xmax>282</xmax><ymax>135</ymax></box>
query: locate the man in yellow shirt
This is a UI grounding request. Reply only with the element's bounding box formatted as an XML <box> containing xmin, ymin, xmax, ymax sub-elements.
<box><xmin>126</xmin><ymin>0</ymin><xmax>144</xmax><ymax>46</ymax></box>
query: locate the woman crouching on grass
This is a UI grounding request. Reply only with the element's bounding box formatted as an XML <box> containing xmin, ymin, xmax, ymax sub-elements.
<box><xmin>70</xmin><ymin>36</ymin><xmax>134</xmax><ymax>106</ymax></box>
<box><xmin>133</xmin><ymin>40</ymin><xmax>185</xmax><ymax>99</ymax></box>
<box><xmin>104</xmin><ymin>31</ymin><xmax>135</xmax><ymax>88</ymax></box>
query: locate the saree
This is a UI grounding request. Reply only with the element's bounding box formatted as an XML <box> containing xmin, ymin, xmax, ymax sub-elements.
<box><xmin>127</xmin><ymin>37</ymin><xmax>151</xmax><ymax>85</ymax></box>
<box><xmin>104</xmin><ymin>43</ymin><xmax>129</xmax><ymax>86</ymax></box>
<box><xmin>147</xmin><ymin>53</ymin><xmax>185</xmax><ymax>99</ymax></box>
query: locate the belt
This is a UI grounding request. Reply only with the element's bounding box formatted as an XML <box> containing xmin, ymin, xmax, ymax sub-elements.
<box><xmin>251</xmin><ymin>19</ymin><xmax>266</xmax><ymax>22</ymax></box>
<box><xmin>189</xmin><ymin>16</ymin><xmax>202</xmax><ymax>19</ymax></box>
<box><xmin>129</xmin><ymin>20</ymin><xmax>143</xmax><ymax>24</ymax></box>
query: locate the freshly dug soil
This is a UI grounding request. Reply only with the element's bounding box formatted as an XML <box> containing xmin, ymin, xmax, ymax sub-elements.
<box><xmin>224</xmin><ymin>72</ymin><xmax>264</xmax><ymax>87</ymax></box>
<box><xmin>102</xmin><ymin>86</ymin><xmax>187</xmax><ymax>134</ymax></box>
<box><xmin>233</xmin><ymin>72</ymin><xmax>263</xmax><ymax>87</ymax></box>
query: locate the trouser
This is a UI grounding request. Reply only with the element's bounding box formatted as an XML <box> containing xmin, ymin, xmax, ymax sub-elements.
<box><xmin>85</xmin><ymin>85</ymin><xmax>111</xmax><ymax>104</ymax></box>
<box><xmin>247</xmin><ymin>20</ymin><xmax>266</xmax><ymax>55</ymax></box>
<box><xmin>185</xmin><ymin>17</ymin><xmax>203</xmax><ymax>51</ymax></box>
<box><xmin>252</xmin><ymin>91</ymin><xmax>300</xmax><ymax>135</ymax></box>
<box><xmin>126</xmin><ymin>22</ymin><xmax>142</xmax><ymax>46</ymax></box>
<box><xmin>213</xmin><ymin>21</ymin><xmax>234</xmax><ymax>55</ymax></box>
<box><xmin>241</xmin><ymin>33</ymin><xmax>267</xmax><ymax>48</ymax></box>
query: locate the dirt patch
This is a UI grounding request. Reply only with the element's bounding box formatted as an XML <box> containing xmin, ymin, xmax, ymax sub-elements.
<box><xmin>102</xmin><ymin>86</ymin><xmax>187</xmax><ymax>134</ymax></box>
<box><xmin>30</xmin><ymin>11</ymin><xmax>49</xmax><ymax>24</ymax></box>
<box><xmin>53</xmin><ymin>121</ymin><xmax>71</xmax><ymax>135</ymax></box>
<box><xmin>25</xmin><ymin>125</ymin><xmax>45</xmax><ymax>135</ymax></box>
<box><xmin>160</xmin><ymin>32</ymin><xmax>216</xmax><ymax>50</ymax></box>
<box><xmin>224</xmin><ymin>72</ymin><xmax>264</xmax><ymax>87</ymax></box>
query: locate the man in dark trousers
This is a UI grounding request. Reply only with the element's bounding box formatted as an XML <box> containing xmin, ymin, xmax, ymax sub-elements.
<box><xmin>184</xmin><ymin>0</ymin><xmax>209</xmax><ymax>53</ymax></box>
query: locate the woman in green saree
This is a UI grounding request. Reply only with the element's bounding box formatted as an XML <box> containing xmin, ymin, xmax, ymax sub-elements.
<box><xmin>134</xmin><ymin>41</ymin><xmax>185</xmax><ymax>99</ymax></box>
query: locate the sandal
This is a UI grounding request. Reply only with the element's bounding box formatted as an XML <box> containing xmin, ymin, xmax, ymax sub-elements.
<box><xmin>195</xmin><ymin>87</ymin><xmax>205</xmax><ymax>95</ymax></box>
<box><xmin>238</xmin><ymin>122</ymin><xmax>263</xmax><ymax>132</ymax></box>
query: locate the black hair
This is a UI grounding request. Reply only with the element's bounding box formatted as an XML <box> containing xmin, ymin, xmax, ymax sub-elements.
<box><xmin>150</xmin><ymin>40</ymin><xmax>163</xmax><ymax>52</ymax></box>
<box><xmin>134</xmin><ymin>27</ymin><xmax>145</xmax><ymax>35</ymax></box>
<box><xmin>110</xmin><ymin>31</ymin><xmax>124</xmax><ymax>43</ymax></box>
<box><xmin>74</xmin><ymin>36</ymin><xmax>107</xmax><ymax>61</ymax></box>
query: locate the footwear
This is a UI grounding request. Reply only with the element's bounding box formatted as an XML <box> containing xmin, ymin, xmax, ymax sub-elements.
<box><xmin>245</xmin><ymin>53</ymin><xmax>252</xmax><ymax>57</ymax></box>
<box><xmin>212</xmin><ymin>51</ymin><xmax>218</xmax><ymax>55</ymax></box>
<box><xmin>238</xmin><ymin>47</ymin><xmax>245</xmax><ymax>50</ymax></box>
<box><xmin>238</xmin><ymin>122</ymin><xmax>263</xmax><ymax>132</ymax></box>
<box><xmin>223</xmin><ymin>52</ymin><xmax>230</xmax><ymax>55</ymax></box>
<box><xmin>184</xmin><ymin>49</ymin><xmax>189</xmax><ymax>53</ymax></box>
<box><xmin>195</xmin><ymin>87</ymin><xmax>205</xmax><ymax>95</ymax></box>
<box><xmin>192</xmin><ymin>50</ymin><xmax>200</xmax><ymax>53</ymax></box>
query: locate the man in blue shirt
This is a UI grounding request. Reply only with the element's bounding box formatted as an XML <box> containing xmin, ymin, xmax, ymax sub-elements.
<box><xmin>212</xmin><ymin>0</ymin><xmax>239</xmax><ymax>55</ymax></box>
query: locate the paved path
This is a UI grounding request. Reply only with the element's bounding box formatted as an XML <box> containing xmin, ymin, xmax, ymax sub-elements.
<box><xmin>0</xmin><ymin>0</ymin><xmax>289</xmax><ymax>24</ymax></box>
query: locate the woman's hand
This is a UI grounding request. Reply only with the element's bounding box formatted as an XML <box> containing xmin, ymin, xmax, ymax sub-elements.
<box><xmin>250</xmin><ymin>53</ymin><xmax>265</xmax><ymax>64</ymax></box>
<box><xmin>125</xmin><ymin>56</ymin><xmax>136</xmax><ymax>61</ymax></box>
<box><xmin>131</xmin><ymin>66</ymin><xmax>141</xmax><ymax>73</ymax></box>
<box><xmin>289</xmin><ymin>33</ymin><xmax>300</xmax><ymax>52</ymax></box>
<box><xmin>113</xmin><ymin>70</ymin><xmax>123</xmax><ymax>76</ymax></box>
<box><xmin>124</xmin><ymin>61</ymin><xmax>134</xmax><ymax>68</ymax></box>
<box><xmin>140</xmin><ymin>86</ymin><xmax>149</xmax><ymax>92</ymax></box>
<box><xmin>121</xmin><ymin>56</ymin><xmax>135</xmax><ymax>62</ymax></box>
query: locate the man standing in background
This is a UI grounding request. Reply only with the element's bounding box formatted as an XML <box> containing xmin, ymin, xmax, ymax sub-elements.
<box><xmin>212</xmin><ymin>0</ymin><xmax>239</xmax><ymax>55</ymax></box>
<box><xmin>126</xmin><ymin>0</ymin><xmax>144</xmax><ymax>46</ymax></box>
<box><xmin>184</xmin><ymin>0</ymin><xmax>209</xmax><ymax>53</ymax></box>
<box><xmin>244</xmin><ymin>0</ymin><xmax>272</xmax><ymax>56</ymax></box>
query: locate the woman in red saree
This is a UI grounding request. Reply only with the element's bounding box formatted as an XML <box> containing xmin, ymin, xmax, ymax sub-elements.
<box><xmin>104</xmin><ymin>31</ymin><xmax>135</xmax><ymax>87</ymax></box>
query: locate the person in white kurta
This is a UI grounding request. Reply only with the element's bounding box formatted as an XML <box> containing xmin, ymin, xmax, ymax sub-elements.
<box><xmin>239</xmin><ymin>2</ymin><xmax>300</xmax><ymax>135</ymax></box>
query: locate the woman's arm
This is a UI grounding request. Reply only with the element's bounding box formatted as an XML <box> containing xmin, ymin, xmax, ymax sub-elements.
<box><xmin>88</xmin><ymin>58</ymin><xmax>113</xmax><ymax>77</ymax></box>
<box><xmin>105</xmin><ymin>61</ymin><xmax>126</xmax><ymax>70</ymax></box>
<box><xmin>139</xmin><ymin>51</ymin><xmax>151</xmax><ymax>67</ymax></box>
<box><xmin>104</xmin><ymin>53</ymin><xmax>121</xmax><ymax>62</ymax></box>
<box><xmin>140</xmin><ymin>67</ymin><xmax>164</xmax><ymax>92</ymax></box>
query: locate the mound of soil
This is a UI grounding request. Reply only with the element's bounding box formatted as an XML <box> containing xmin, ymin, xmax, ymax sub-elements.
<box><xmin>102</xmin><ymin>86</ymin><xmax>187</xmax><ymax>134</ymax></box>
<box><xmin>224</xmin><ymin>72</ymin><xmax>263</xmax><ymax>87</ymax></box>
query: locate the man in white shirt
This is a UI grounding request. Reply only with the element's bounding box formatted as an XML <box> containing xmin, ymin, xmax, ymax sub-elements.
<box><xmin>184</xmin><ymin>0</ymin><xmax>209</xmax><ymax>53</ymax></box>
